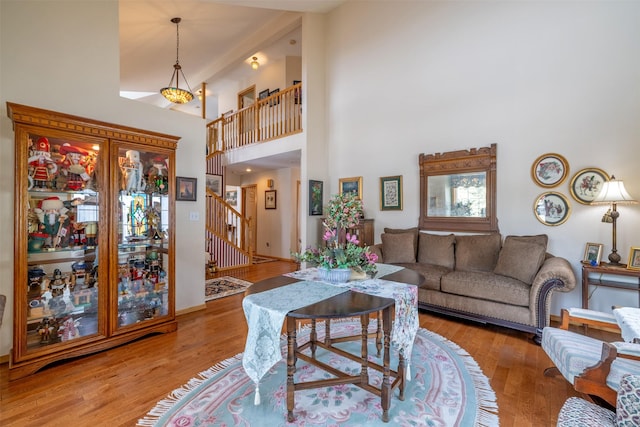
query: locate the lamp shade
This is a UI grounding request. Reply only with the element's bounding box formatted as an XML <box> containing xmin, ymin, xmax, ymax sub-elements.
<box><xmin>591</xmin><ymin>176</ymin><xmax>637</xmax><ymax>205</ymax></box>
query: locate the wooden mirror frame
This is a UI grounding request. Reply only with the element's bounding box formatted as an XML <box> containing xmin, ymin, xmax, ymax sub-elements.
<box><xmin>419</xmin><ymin>144</ymin><xmax>498</xmax><ymax>232</ymax></box>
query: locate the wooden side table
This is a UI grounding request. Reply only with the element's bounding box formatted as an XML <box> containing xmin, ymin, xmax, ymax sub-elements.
<box><xmin>285</xmin><ymin>291</ymin><xmax>398</xmax><ymax>423</ymax></box>
<box><xmin>582</xmin><ymin>263</ymin><xmax>640</xmax><ymax>309</ymax></box>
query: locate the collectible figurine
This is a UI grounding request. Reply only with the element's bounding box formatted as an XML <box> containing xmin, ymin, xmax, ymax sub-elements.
<box><xmin>34</xmin><ymin>197</ymin><xmax>68</xmax><ymax>248</ymax></box>
<box><xmin>27</xmin><ymin>137</ymin><xmax>58</xmax><ymax>190</ymax></box>
<box><xmin>59</xmin><ymin>144</ymin><xmax>90</xmax><ymax>190</ymax></box>
<box><xmin>49</xmin><ymin>268</ymin><xmax>68</xmax><ymax>297</ymax></box>
<box><xmin>38</xmin><ymin>317</ymin><xmax>57</xmax><ymax>343</ymax></box>
<box><xmin>58</xmin><ymin>316</ymin><xmax>81</xmax><ymax>341</ymax></box>
<box><xmin>71</xmin><ymin>261</ymin><xmax>88</xmax><ymax>289</ymax></box>
<box><xmin>28</xmin><ymin>267</ymin><xmax>47</xmax><ymax>299</ymax></box>
<box><xmin>121</xmin><ymin>150</ymin><xmax>144</xmax><ymax>193</ymax></box>
<box><xmin>145</xmin><ymin>156</ymin><xmax>168</xmax><ymax>193</ymax></box>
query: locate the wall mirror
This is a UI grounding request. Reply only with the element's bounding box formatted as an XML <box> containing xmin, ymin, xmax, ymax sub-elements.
<box><xmin>419</xmin><ymin>144</ymin><xmax>498</xmax><ymax>232</ymax></box>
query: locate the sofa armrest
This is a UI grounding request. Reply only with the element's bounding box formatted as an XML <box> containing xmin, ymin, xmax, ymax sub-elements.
<box><xmin>370</xmin><ymin>243</ymin><xmax>383</xmax><ymax>263</ymax></box>
<box><xmin>530</xmin><ymin>256</ymin><xmax>577</xmax><ymax>332</ymax></box>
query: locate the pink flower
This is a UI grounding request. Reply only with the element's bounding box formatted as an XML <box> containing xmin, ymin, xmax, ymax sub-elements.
<box><xmin>346</xmin><ymin>233</ymin><xmax>359</xmax><ymax>245</ymax></box>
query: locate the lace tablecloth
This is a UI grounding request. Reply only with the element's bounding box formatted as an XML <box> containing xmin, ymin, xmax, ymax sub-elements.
<box><xmin>242</xmin><ymin>264</ymin><xmax>419</xmax><ymax>404</ymax></box>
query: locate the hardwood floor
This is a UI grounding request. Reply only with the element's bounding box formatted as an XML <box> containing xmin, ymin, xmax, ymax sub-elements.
<box><xmin>0</xmin><ymin>261</ymin><xmax>615</xmax><ymax>426</ymax></box>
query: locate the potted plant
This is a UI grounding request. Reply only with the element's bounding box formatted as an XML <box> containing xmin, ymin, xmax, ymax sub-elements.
<box><xmin>294</xmin><ymin>193</ymin><xmax>378</xmax><ymax>282</ymax></box>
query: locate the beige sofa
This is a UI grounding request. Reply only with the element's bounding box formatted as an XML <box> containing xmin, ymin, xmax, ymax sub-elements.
<box><xmin>370</xmin><ymin>228</ymin><xmax>576</xmax><ymax>343</ymax></box>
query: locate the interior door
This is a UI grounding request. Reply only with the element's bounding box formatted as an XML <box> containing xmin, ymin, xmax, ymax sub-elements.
<box><xmin>242</xmin><ymin>184</ymin><xmax>257</xmax><ymax>256</ymax></box>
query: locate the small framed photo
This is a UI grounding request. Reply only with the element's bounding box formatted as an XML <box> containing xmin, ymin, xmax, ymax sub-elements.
<box><xmin>258</xmin><ymin>89</ymin><xmax>270</xmax><ymax>101</ymax></box>
<box><xmin>177</xmin><ymin>176</ymin><xmax>197</xmax><ymax>201</ymax></box>
<box><xmin>531</xmin><ymin>153</ymin><xmax>569</xmax><ymax>188</ymax></box>
<box><xmin>225</xmin><ymin>190</ymin><xmax>237</xmax><ymax>206</ymax></box>
<box><xmin>265</xmin><ymin>190</ymin><xmax>277</xmax><ymax>209</ymax></box>
<box><xmin>380</xmin><ymin>175</ymin><xmax>403</xmax><ymax>211</ymax></box>
<box><xmin>583</xmin><ymin>242</ymin><xmax>603</xmax><ymax>265</ymax></box>
<box><xmin>205</xmin><ymin>174</ymin><xmax>222</xmax><ymax>196</ymax></box>
<box><xmin>339</xmin><ymin>176</ymin><xmax>363</xmax><ymax>199</ymax></box>
<box><xmin>533</xmin><ymin>191</ymin><xmax>571</xmax><ymax>226</ymax></box>
<box><xmin>628</xmin><ymin>247</ymin><xmax>640</xmax><ymax>270</ymax></box>
<box><xmin>569</xmin><ymin>168</ymin><xmax>609</xmax><ymax>205</ymax></box>
<box><xmin>308</xmin><ymin>180</ymin><xmax>323</xmax><ymax>216</ymax></box>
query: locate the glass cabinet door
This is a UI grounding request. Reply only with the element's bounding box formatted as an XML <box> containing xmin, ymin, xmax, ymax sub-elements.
<box><xmin>115</xmin><ymin>146</ymin><xmax>171</xmax><ymax>329</ymax></box>
<box><xmin>25</xmin><ymin>133</ymin><xmax>104</xmax><ymax>350</ymax></box>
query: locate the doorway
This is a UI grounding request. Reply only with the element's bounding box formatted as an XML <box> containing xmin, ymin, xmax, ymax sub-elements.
<box><xmin>242</xmin><ymin>184</ymin><xmax>257</xmax><ymax>257</ymax></box>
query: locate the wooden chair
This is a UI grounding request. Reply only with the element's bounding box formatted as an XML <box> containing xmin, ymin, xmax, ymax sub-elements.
<box><xmin>542</xmin><ymin>307</ymin><xmax>640</xmax><ymax>407</ymax></box>
<box><xmin>556</xmin><ymin>374</ymin><xmax>640</xmax><ymax>426</ymax></box>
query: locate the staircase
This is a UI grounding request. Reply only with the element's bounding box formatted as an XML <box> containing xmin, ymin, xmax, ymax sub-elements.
<box><xmin>205</xmin><ymin>149</ymin><xmax>253</xmax><ymax>272</ymax></box>
<box><xmin>204</xmin><ymin>83</ymin><xmax>302</xmax><ymax>271</ymax></box>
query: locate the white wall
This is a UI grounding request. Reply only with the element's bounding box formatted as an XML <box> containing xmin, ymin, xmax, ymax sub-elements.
<box><xmin>0</xmin><ymin>1</ymin><xmax>206</xmax><ymax>358</ymax></box>
<box><xmin>325</xmin><ymin>1</ymin><xmax>640</xmax><ymax>313</ymax></box>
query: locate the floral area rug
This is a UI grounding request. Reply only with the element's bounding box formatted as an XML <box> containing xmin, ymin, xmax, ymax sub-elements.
<box><xmin>138</xmin><ymin>320</ymin><xmax>499</xmax><ymax>427</ymax></box>
<box><xmin>204</xmin><ymin>276</ymin><xmax>252</xmax><ymax>302</ymax></box>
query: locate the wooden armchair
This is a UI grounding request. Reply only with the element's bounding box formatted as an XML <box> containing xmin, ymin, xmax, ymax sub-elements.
<box><xmin>542</xmin><ymin>307</ymin><xmax>640</xmax><ymax>406</ymax></box>
<box><xmin>556</xmin><ymin>374</ymin><xmax>640</xmax><ymax>426</ymax></box>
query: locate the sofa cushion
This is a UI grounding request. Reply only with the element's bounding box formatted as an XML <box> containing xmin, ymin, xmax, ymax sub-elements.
<box><xmin>381</xmin><ymin>233</ymin><xmax>416</xmax><ymax>263</ymax></box>
<box><xmin>402</xmin><ymin>263</ymin><xmax>452</xmax><ymax>291</ymax></box>
<box><xmin>384</xmin><ymin>227</ymin><xmax>419</xmax><ymax>259</ymax></box>
<box><xmin>454</xmin><ymin>233</ymin><xmax>502</xmax><ymax>272</ymax></box>
<box><xmin>418</xmin><ymin>233</ymin><xmax>455</xmax><ymax>269</ymax></box>
<box><xmin>441</xmin><ymin>270</ymin><xmax>530</xmax><ymax>306</ymax></box>
<box><xmin>494</xmin><ymin>238</ymin><xmax>546</xmax><ymax>284</ymax></box>
<box><xmin>504</xmin><ymin>234</ymin><xmax>548</xmax><ymax>250</ymax></box>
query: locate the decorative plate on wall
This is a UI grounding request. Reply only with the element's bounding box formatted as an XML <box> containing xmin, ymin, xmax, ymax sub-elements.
<box><xmin>569</xmin><ymin>168</ymin><xmax>609</xmax><ymax>205</ymax></box>
<box><xmin>531</xmin><ymin>153</ymin><xmax>569</xmax><ymax>187</ymax></box>
<box><xmin>534</xmin><ymin>192</ymin><xmax>571</xmax><ymax>226</ymax></box>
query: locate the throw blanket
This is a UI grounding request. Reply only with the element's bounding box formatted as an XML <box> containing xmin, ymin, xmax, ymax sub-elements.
<box><xmin>242</xmin><ymin>265</ymin><xmax>418</xmax><ymax>405</ymax></box>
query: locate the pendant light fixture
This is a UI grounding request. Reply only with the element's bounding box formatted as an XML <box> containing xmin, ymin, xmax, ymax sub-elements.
<box><xmin>250</xmin><ymin>56</ymin><xmax>260</xmax><ymax>70</ymax></box>
<box><xmin>160</xmin><ymin>17</ymin><xmax>194</xmax><ymax>104</ymax></box>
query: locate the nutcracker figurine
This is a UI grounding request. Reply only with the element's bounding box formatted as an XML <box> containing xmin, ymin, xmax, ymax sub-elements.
<box><xmin>59</xmin><ymin>144</ymin><xmax>90</xmax><ymax>191</ymax></box>
<box><xmin>34</xmin><ymin>196</ymin><xmax>69</xmax><ymax>248</ymax></box>
<box><xmin>27</xmin><ymin>137</ymin><xmax>58</xmax><ymax>190</ymax></box>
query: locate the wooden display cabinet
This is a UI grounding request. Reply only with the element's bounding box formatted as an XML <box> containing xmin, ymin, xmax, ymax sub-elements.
<box><xmin>8</xmin><ymin>103</ymin><xmax>179</xmax><ymax>380</ymax></box>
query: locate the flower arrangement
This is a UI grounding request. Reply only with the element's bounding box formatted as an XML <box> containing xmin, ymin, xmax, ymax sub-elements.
<box><xmin>294</xmin><ymin>193</ymin><xmax>378</xmax><ymax>276</ymax></box>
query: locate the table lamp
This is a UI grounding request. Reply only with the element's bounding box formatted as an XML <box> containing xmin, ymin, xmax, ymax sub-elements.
<box><xmin>591</xmin><ymin>175</ymin><xmax>637</xmax><ymax>265</ymax></box>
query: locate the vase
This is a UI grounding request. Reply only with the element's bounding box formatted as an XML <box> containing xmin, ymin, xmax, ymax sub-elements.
<box><xmin>319</xmin><ymin>267</ymin><xmax>351</xmax><ymax>283</ymax></box>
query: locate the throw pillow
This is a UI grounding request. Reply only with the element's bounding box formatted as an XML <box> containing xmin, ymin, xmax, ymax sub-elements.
<box><xmin>455</xmin><ymin>233</ymin><xmax>502</xmax><ymax>272</ymax></box>
<box><xmin>381</xmin><ymin>232</ymin><xmax>416</xmax><ymax>263</ymax></box>
<box><xmin>417</xmin><ymin>233</ymin><xmax>455</xmax><ymax>269</ymax></box>
<box><xmin>384</xmin><ymin>227</ymin><xmax>419</xmax><ymax>259</ymax></box>
<box><xmin>494</xmin><ymin>239</ymin><xmax>546</xmax><ymax>284</ymax></box>
<box><xmin>503</xmin><ymin>234</ymin><xmax>548</xmax><ymax>250</ymax></box>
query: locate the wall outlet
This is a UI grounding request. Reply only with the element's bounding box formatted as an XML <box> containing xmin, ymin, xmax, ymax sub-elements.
<box><xmin>189</xmin><ymin>211</ymin><xmax>199</xmax><ymax>221</ymax></box>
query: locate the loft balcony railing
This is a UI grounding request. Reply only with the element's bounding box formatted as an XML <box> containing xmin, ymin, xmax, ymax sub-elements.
<box><xmin>206</xmin><ymin>83</ymin><xmax>302</xmax><ymax>154</ymax></box>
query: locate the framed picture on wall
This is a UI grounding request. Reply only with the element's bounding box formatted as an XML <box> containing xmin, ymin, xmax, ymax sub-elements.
<box><xmin>309</xmin><ymin>180</ymin><xmax>323</xmax><ymax>216</ymax></box>
<box><xmin>265</xmin><ymin>190</ymin><xmax>277</xmax><ymax>209</ymax></box>
<box><xmin>177</xmin><ymin>177</ymin><xmax>197</xmax><ymax>201</ymax></box>
<box><xmin>339</xmin><ymin>176</ymin><xmax>362</xmax><ymax>199</ymax></box>
<box><xmin>205</xmin><ymin>174</ymin><xmax>222</xmax><ymax>196</ymax></box>
<box><xmin>380</xmin><ymin>175</ymin><xmax>403</xmax><ymax>210</ymax></box>
<box><xmin>569</xmin><ymin>168</ymin><xmax>609</xmax><ymax>205</ymax></box>
<box><xmin>533</xmin><ymin>191</ymin><xmax>571</xmax><ymax>226</ymax></box>
<box><xmin>531</xmin><ymin>153</ymin><xmax>569</xmax><ymax>187</ymax></box>
<box><xmin>225</xmin><ymin>190</ymin><xmax>238</xmax><ymax>206</ymax></box>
